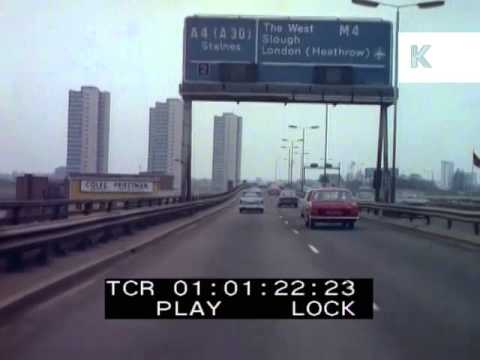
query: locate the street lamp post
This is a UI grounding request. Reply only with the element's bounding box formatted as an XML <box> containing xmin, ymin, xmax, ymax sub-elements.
<box><xmin>320</xmin><ymin>157</ymin><xmax>333</xmax><ymax>186</ymax></box>
<box><xmin>301</xmin><ymin>129</ymin><xmax>305</xmax><ymax>190</ymax></box>
<box><xmin>281</xmin><ymin>139</ymin><xmax>298</xmax><ymax>185</ymax></box>
<box><xmin>287</xmin><ymin>141</ymin><xmax>292</xmax><ymax>185</ymax></box>
<box><xmin>281</xmin><ymin>143</ymin><xmax>289</xmax><ymax>183</ymax></box>
<box><xmin>292</xmin><ymin>146</ymin><xmax>302</xmax><ymax>186</ymax></box>
<box><xmin>289</xmin><ymin>145</ymin><xmax>293</xmax><ymax>184</ymax></box>
<box><xmin>288</xmin><ymin>125</ymin><xmax>319</xmax><ymax>192</ymax></box>
<box><xmin>274</xmin><ymin>158</ymin><xmax>278</xmax><ymax>182</ymax></box>
<box><xmin>291</xmin><ymin>144</ymin><xmax>299</xmax><ymax>185</ymax></box>
<box><xmin>338</xmin><ymin>161</ymin><xmax>342</xmax><ymax>186</ymax></box>
<box><xmin>302</xmin><ymin>152</ymin><xmax>310</xmax><ymax>188</ymax></box>
<box><xmin>352</xmin><ymin>0</ymin><xmax>445</xmax><ymax>203</ymax></box>
<box><xmin>323</xmin><ymin>104</ymin><xmax>329</xmax><ymax>186</ymax></box>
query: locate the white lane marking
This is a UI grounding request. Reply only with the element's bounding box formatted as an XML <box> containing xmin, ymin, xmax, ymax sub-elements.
<box><xmin>279</xmin><ymin>215</ymin><xmax>283</xmax><ymax>219</ymax></box>
<box><xmin>284</xmin><ymin>220</ymin><xmax>289</xmax><ymax>225</ymax></box>
<box><xmin>292</xmin><ymin>229</ymin><xmax>299</xmax><ymax>235</ymax></box>
<box><xmin>308</xmin><ymin>244</ymin><xmax>319</xmax><ymax>254</ymax></box>
<box><xmin>373</xmin><ymin>302</ymin><xmax>380</xmax><ymax>312</ymax></box>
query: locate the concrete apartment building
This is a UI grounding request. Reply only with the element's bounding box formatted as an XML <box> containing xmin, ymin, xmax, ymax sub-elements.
<box><xmin>440</xmin><ymin>160</ymin><xmax>454</xmax><ymax>190</ymax></box>
<box><xmin>66</xmin><ymin>86</ymin><xmax>110</xmax><ymax>174</ymax></box>
<box><xmin>212</xmin><ymin>113</ymin><xmax>243</xmax><ymax>192</ymax></box>
<box><xmin>147</xmin><ymin>99</ymin><xmax>184</xmax><ymax>191</ymax></box>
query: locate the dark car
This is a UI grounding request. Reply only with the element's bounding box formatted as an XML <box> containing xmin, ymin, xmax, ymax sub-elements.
<box><xmin>277</xmin><ymin>190</ymin><xmax>298</xmax><ymax>208</ymax></box>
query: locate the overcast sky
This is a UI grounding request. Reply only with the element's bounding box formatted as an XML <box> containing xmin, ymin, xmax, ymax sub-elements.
<box><xmin>1</xmin><ymin>0</ymin><xmax>479</xmax><ymax>181</ymax></box>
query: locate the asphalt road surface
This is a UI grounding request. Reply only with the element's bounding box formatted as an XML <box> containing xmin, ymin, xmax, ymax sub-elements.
<box><xmin>2</xmin><ymin>195</ymin><xmax>479</xmax><ymax>360</ymax></box>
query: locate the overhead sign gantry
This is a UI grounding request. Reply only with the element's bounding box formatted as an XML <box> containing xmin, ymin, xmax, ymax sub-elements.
<box><xmin>179</xmin><ymin>16</ymin><xmax>395</xmax><ymax>201</ymax></box>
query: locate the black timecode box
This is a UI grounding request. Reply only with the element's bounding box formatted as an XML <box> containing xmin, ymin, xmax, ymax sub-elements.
<box><xmin>105</xmin><ymin>278</ymin><xmax>374</xmax><ymax>319</ymax></box>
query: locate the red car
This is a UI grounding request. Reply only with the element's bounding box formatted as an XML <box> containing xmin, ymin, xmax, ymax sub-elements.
<box><xmin>268</xmin><ymin>188</ymin><xmax>281</xmax><ymax>196</ymax></box>
<box><xmin>302</xmin><ymin>188</ymin><xmax>359</xmax><ymax>229</ymax></box>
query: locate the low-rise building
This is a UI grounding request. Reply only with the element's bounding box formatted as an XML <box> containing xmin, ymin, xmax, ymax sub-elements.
<box><xmin>66</xmin><ymin>173</ymin><xmax>175</xmax><ymax>200</ymax></box>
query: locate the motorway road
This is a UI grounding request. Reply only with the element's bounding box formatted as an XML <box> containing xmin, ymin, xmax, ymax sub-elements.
<box><xmin>1</xmin><ymin>195</ymin><xmax>479</xmax><ymax>360</ymax></box>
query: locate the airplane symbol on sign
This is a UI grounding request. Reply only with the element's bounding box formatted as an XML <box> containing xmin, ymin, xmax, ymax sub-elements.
<box><xmin>374</xmin><ymin>48</ymin><xmax>386</xmax><ymax>61</ymax></box>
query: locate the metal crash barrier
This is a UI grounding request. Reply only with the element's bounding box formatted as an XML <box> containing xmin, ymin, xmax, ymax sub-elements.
<box><xmin>359</xmin><ymin>202</ymin><xmax>480</xmax><ymax>236</ymax></box>
<box><xmin>0</xmin><ymin>187</ymin><xmax>244</xmax><ymax>271</ymax></box>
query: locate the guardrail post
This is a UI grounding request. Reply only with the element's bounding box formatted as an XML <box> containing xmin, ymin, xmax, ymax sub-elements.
<box><xmin>6</xmin><ymin>252</ymin><xmax>23</xmax><ymax>271</ymax></box>
<box><xmin>100</xmin><ymin>227</ymin><xmax>114</xmax><ymax>243</ymax></box>
<box><xmin>474</xmin><ymin>223</ymin><xmax>479</xmax><ymax>236</ymax></box>
<box><xmin>447</xmin><ymin>219</ymin><xmax>452</xmax><ymax>230</ymax></box>
<box><xmin>52</xmin><ymin>204</ymin><xmax>61</xmax><ymax>220</ymax></box>
<box><xmin>10</xmin><ymin>206</ymin><xmax>21</xmax><ymax>225</ymax></box>
<box><xmin>77</xmin><ymin>235</ymin><xmax>92</xmax><ymax>251</ymax></box>
<box><xmin>52</xmin><ymin>241</ymin><xmax>66</xmax><ymax>256</ymax></box>
<box><xmin>124</xmin><ymin>201</ymin><xmax>129</xmax><ymax>210</ymax></box>
<box><xmin>123</xmin><ymin>223</ymin><xmax>133</xmax><ymax>235</ymax></box>
<box><xmin>40</xmin><ymin>205</ymin><xmax>46</xmax><ymax>220</ymax></box>
<box><xmin>107</xmin><ymin>201</ymin><xmax>113</xmax><ymax>212</ymax></box>
<box><xmin>36</xmin><ymin>245</ymin><xmax>50</xmax><ymax>265</ymax></box>
<box><xmin>83</xmin><ymin>202</ymin><xmax>92</xmax><ymax>215</ymax></box>
<box><xmin>425</xmin><ymin>216</ymin><xmax>431</xmax><ymax>225</ymax></box>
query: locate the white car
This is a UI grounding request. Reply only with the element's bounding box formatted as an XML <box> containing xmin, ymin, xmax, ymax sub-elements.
<box><xmin>239</xmin><ymin>190</ymin><xmax>264</xmax><ymax>213</ymax></box>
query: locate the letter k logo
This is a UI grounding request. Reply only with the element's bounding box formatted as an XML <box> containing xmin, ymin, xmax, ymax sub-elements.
<box><xmin>411</xmin><ymin>45</ymin><xmax>431</xmax><ymax>68</ymax></box>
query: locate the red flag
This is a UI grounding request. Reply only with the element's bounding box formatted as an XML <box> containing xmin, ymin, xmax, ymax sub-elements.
<box><xmin>474</xmin><ymin>151</ymin><xmax>480</xmax><ymax>168</ymax></box>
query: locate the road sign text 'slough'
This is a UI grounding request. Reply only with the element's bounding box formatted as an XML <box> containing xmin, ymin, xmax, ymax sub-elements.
<box><xmin>181</xmin><ymin>16</ymin><xmax>393</xmax><ymax>104</ymax></box>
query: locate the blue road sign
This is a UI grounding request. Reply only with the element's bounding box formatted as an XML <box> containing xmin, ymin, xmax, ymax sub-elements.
<box><xmin>184</xmin><ymin>17</ymin><xmax>256</xmax><ymax>64</ymax></box>
<box><xmin>257</xmin><ymin>19</ymin><xmax>390</xmax><ymax>68</ymax></box>
<box><xmin>182</xmin><ymin>16</ymin><xmax>394</xmax><ymax>104</ymax></box>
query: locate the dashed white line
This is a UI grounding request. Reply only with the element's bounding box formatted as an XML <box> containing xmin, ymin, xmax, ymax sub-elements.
<box><xmin>292</xmin><ymin>229</ymin><xmax>299</xmax><ymax>235</ymax></box>
<box><xmin>279</xmin><ymin>215</ymin><xmax>283</xmax><ymax>219</ymax></box>
<box><xmin>308</xmin><ymin>244</ymin><xmax>319</xmax><ymax>254</ymax></box>
<box><xmin>284</xmin><ymin>220</ymin><xmax>289</xmax><ymax>225</ymax></box>
<box><xmin>373</xmin><ymin>302</ymin><xmax>380</xmax><ymax>312</ymax></box>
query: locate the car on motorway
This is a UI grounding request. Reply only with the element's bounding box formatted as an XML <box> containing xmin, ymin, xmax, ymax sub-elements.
<box><xmin>248</xmin><ymin>186</ymin><xmax>263</xmax><ymax>194</ymax></box>
<box><xmin>268</xmin><ymin>188</ymin><xmax>281</xmax><ymax>196</ymax></box>
<box><xmin>355</xmin><ymin>186</ymin><xmax>375</xmax><ymax>202</ymax></box>
<box><xmin>239</xmin><ymin>190</ymin><xmax>265</xmax><ymax>213</ymax></box>
<box><xmin>302</xmin><ymin>188</ymin><xmax>359</xmax><ymax>229</ymax></box>
<box><xmin>396</xmin><ymin>190</ymin><xmax>429</xmax><ymax>206</ymax></box>
<box><xmin>277</xmin><ymin>189</ymin><xmax>298</xmax><ymax>208</ymax></box>
<box><xmin>267</xmin><ymin>185</ymin><xmax>281</xmax><ymax>196</ymax></box>
<box><xmin>299</xmin><ymin>187</ymin><xmax>316</xmax><ymax>218</ymax></box>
